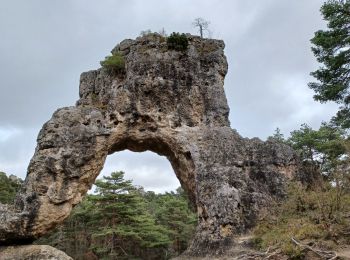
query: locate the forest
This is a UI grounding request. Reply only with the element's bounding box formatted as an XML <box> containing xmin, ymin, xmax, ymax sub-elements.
<box><xmin>0</xmin><ymin>171</ymin><xmax>196</xmax><ymax>259</ymax></box>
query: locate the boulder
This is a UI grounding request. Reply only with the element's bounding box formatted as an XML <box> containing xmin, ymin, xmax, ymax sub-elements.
<box><xmin>0</xmin><ymin>245</ymin><xmax>72</xmax><ymax>260</ymax></box>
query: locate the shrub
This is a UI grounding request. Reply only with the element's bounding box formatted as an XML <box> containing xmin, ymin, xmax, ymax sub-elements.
<box><xmin>167</xmin><ymin>32</ymin><xmax>188</xmax><ymax>51</ymax></box>
<box><xmin>140</xmin><ymin>29</ymin><xmax>152</xmax><ymax>37</ymax></box>
<box><xmin>100</xmin><ymin>52</ymin><xmax>125</xmax><ymax>72</ymax></box>
<box><xmin>253</xmin><ymin>181</ymin><xmax>350</xmax><ymax>258</ymax></box>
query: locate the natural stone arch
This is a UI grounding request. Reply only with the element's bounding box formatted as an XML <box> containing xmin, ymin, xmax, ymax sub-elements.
<box><xmin>0</xmin><ymin>34</ymin><xmax>301</xmax><ymax>256</ymax></box>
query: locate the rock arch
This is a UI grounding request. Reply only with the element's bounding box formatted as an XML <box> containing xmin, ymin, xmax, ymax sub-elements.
<box><xmin>0</xmin><ymin>34</ymin><xmax>301</xmax><ymax>256</ymax></box>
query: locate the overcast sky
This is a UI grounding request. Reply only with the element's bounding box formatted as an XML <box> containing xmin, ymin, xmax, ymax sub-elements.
<box><xmin>0</xmin><ymin>0</ymin><xmax>339</xmax><ymax>192</ymax></box>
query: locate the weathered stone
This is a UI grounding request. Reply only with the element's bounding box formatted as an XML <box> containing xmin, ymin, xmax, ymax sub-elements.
<box><xmin>0</xmin><ymin>245</ymin><xmax>72</xmax><ymax>260</ymax></box>
<box><xmin>0</xmin><ymin>34</ymin><xmax>303</xmax><ymax>256</ymax></box>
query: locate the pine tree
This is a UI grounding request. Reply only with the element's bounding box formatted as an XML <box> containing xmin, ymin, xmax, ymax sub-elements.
<box><xmin>267</xmin><ymin>128</ymin><xmax>286</xmax><ymax>143</ymax></box>
<box><xmin>90</xmin><ymin>171</ymin><xmax>170</xmax><ymax>259</ymax></box>
<box><xmin>288</xmin><ymin>122</ymin><xmax>346</xmax><ymax>176</ymax></box>
<box><xmin>152</xmin><ymin>188</ymin><xmax>197</xmax><ymax>256</ymax></box>
<box><xmin>0</xmin><ymin>172</ymin><xmax>22</xmax><ymax>204</ymax></box>
<box><xmin>309</xmin><ymin>0</ymin><xmax>350</xmax><ymax>128</ymax></box>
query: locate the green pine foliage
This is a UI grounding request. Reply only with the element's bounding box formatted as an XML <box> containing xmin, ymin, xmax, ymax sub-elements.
<box><xmin>145</xmin><ymin>188</ymin><xmax>197</xmax><ymax>255</ymax></box>
<box><xmin>267</xmin><ymin>127</ymin><xmax>287</xmax><ymax>144</ymax></box>
<box><xmin>36</xmin><ymin>171</ymin><xmax>197</xmax><ymax>260</ymax></box>
<box><xmin>268</xmin><ymin>123</ymin><xmax>347</xmax><ymax>178</ymax></box>
<box><xmin>309</xmin><ymin>0</ymin><xmax>350</xmax><ymax>128</ymax></box>
<box><xmin>0</xmin><ymin>172</ymin><xmax>22</xmax><ymax>204</ymax></box>
<box><xmin>90</xmin><ymin>171</ymin><xmax>170</xmax><ymax>259</ymax></box>
<box><xmin>167</xmin><ymin>33</ymin><xmax>189</xmax><ymax>51</ymax></box>
<box><xmin>288</xmin><ymin>122</ymin><xmax>347</xmax><ymax>176</ymax></box>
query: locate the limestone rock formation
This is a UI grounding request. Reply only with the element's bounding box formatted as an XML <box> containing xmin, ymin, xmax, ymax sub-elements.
<box><xmin>0</xmin><ymin>245</ymin><xmax>72</xmax><ymax>260</ymax></box>
<box><xmin>0</xmin><ymin>33</ymin><xmax>302</xmax><ymax>257</ymax></box>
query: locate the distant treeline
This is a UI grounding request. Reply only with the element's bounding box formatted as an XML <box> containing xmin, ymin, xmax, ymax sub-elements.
<box><xmin>0</xmin><ymin>171</ymin><xmax>196</xmax><ymax>259</ymax></box>
<box><xmin>0</xmin><ymin>172</ymin><xmax>22</xmax><ymax>204</ymax></box>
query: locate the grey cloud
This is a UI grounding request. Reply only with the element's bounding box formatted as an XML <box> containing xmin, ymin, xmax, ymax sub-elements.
<box><xmin>0</xmin><ymin>127</ymin><xmax>39</xmax><ymax>178</ymax></box>
<box><xmin>101</xmin><ymin>151</ymin><xmax>180</xmax><ymax>193</ymax></box>
<box><xmin>0</xmin><ymin>0</ymin><xmax>337</xmax><ymax>191</ymax></box>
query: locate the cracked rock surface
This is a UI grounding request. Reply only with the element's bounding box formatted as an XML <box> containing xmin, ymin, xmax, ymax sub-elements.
<box><xmin>0</xmin><ymin>34</ymin><xmax>302</xmax><ymax>256</ymax></box>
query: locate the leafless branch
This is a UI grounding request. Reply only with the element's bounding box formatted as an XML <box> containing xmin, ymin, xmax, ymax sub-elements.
<box><xmin>291</xmin><ymin>237</ymin><xmax>337</xmax><ymax>259</ymax></box>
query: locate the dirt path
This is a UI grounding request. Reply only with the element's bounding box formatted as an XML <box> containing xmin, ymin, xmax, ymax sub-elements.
<box><xmin>175</xmin><ymin>235</ymin><xmax>350</xmax><ymax>259</ymax></box>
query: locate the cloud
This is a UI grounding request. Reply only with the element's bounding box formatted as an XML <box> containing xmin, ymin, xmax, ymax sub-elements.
<box><xmin>100</xmin><ymin>151</ymin><xmax>180</xmax><ymax>193</ymax></box>
<box><xmin>0</xmin><ymin>127</ymin><xmax>39</xmax><ymax>178</ymax></box>
<box><xmin>0</xmin><ymin>127</ymin><xmax>21</xmax><ymax>142</ymax></box>
<box><xmin>0</xmin><ymin>0</ymin><xmax>337</xmax><ymax>191</ymax></box>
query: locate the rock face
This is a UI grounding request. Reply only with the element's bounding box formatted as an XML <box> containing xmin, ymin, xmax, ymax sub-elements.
<box><xmin>0</xmin><ymin>245</ymin><xmax>72</xmax><ymax>260</ymax></box>
<box><xmin>0</xmin><ymin>34</ymin><xmax>302</xmax><ymax>256</ymax></box>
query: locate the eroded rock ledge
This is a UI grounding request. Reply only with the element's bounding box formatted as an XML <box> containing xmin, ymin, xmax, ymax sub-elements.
<box><xmin>0</xmin><ymin>245</ymin><xmax>72</xmax><ymax>260</ymax></box>
<box><xmin>0</xmin><ymin>34</ymin><xmax>303</xmax><ymax>257</ymax></box>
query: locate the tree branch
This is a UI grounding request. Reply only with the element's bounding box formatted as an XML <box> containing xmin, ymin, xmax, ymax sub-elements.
<box><xmin>291</xmin><ymin>237</ymin><xmax>337</xmax><ymax>259</ymax></box>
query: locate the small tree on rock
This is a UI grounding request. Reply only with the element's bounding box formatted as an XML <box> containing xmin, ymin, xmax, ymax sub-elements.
<box><xmin>192</xmin><ymin>18</ymin><xmax>210</xmax><ymax>38</ymax></box>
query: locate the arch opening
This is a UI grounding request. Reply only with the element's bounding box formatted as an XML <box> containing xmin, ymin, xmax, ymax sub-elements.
<box><xmin>106</xmin><ymin>136</ymin><xmax>197</xmax><ymax>205</ymax></box>
<box><xmin>35</xmin><ymin>148</ymin><xmax>197</xmax><ymax>260</ymax></box>
<box><xmin>100</xmin><ymin>150</ymin><xmax>180</xmax><ymax>193</ymax></box>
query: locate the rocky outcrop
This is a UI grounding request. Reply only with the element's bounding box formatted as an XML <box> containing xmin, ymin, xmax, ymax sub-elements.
<box><xmin>0</xmin><ymin>34</ymin><xmax>302</xmax><ymax>257</ymax></box>
<box><xmin>0</xmin><ymin>245</ymin><xmax>72</xmax><ymax>260</ymax></box>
